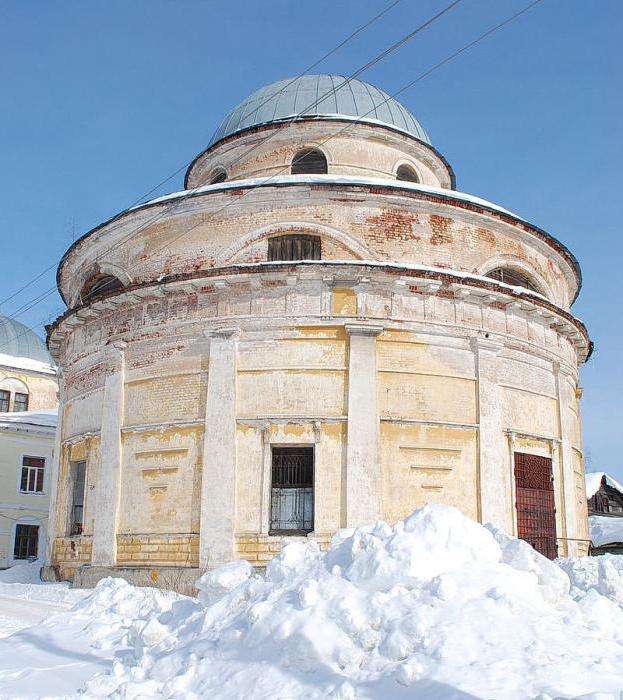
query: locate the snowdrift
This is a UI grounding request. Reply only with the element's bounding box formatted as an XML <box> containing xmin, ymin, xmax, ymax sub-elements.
<box><xmin>3</xmin><ymin>504</ymin><xmax>623</xmax><ymax>699</ymax></box>
<box><xmin>76</xmin><ymin>504</ymin><xmax>623</xmax><ymax>699</ymax></box>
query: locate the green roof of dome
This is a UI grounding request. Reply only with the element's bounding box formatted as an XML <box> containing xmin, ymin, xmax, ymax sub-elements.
<box><xmin>0</xmin><ymin>313</ymin><xmax>53</xmax><ymax>367</ymax></box>
<box><xmin>209</xmin><ymin>75</ymin><xmax>431</xmax><ymax>146</ymax></box>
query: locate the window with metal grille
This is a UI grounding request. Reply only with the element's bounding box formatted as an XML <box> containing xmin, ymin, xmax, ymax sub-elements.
<box><xmin>14</xmin><ymin>524</ymin><xmax>39</xmax><ymax>560</ymax></box>
<box><xmin>0</xmin><ymin>390</ymin><xmax>9</xmax><ymax>412</ymax></box>
<box><xmin>81</xmin><ymin>274</ymin><xmax>124</xmax><ymax>304</ymax></box>
<box><xmin>70</xmin><ymin>460</ymin><xmax>87</xmax><ymax>536</ymax></box>
<box><xmin>396</xmin><ymin>164</ymin><xmax>419</xmax><ymax>183</ymax></box>
<box><xmin>270</xmin><ymin>447</ymin><xmax>314</xmax><ymax>534</ymax></box>
<box><xmin>514</xmin><ymin>452</ymin><xmax>557</xmax><ymax>559</ymax></box>
<box><xmin>20</xmin><ymin>456</ymin><xmax>45</xmax><ymax>493</ymax></box>
<box><xmin>13</xmin><ymin>392</ymin><xmax>28</xmax><ymax>412</ymax></box>
<box><xmin>268</xmin><ymin>234</ymin><xmax>321</xmax><ymax>262</ymax></box>
<box><xmin>291</xmin><ymin>148</ymin><xmax>327</xmax><ymax>175</ymax></box>
<box><xmin>486</xmin><ymin>268</ymin><xmax>538</xmax><ymax>293</ymax></box>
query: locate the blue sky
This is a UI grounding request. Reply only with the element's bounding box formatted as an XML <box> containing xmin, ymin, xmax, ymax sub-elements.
<box><xmin>0</xmin><ymin>1</ymin><xmax>621</xmax><ymax>476</ymax></box>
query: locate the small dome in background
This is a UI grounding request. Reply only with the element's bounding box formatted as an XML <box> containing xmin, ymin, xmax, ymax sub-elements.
<box><xmin>0</xmin><ymin>312</ymin><xmax>54</xmax><ymax>369</ymax></box>
<box><xmin>209</xmin><ymin>74</ymin><xmax>431</xmax><ymax>146</ymax></box>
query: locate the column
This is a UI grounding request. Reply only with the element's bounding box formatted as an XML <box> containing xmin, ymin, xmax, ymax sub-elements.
<box><xmin>471</xmin><ymin>337</ymin><xmax>510</xmax><ymax>529</ymax></box>
<box><xmin>200</xmin><ymin>327</ymin><xmax>239</xmax><ymax>569</ymax></box>
<box><xmin>555</xmin><ymin>362</ymin><xmax>580</xmax><ymax>555</ymax></box>
<box><xmin>45</xmin><ymin>370</ymin><xmax>64</xmax><ymax>567</ymax></box>
<box><xmin>345</xmin><ymin>324</ymin><xmax>383</xmax><ymax>527</ymax></box>
<box><xmin>91</xmin><ymin>341</ymin><xmax>126</xmax><ymax>567</ymax></box>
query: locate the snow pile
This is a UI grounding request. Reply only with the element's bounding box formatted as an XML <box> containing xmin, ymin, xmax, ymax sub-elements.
<box><xmin>67</xmin><ymin>504</ymin><xmax>623</xmax><ymax>699</ymax></box>
<box><xmin>587</xmin><ymin>515</ymin><xmax>623</xmax><ymax>547</ymax></box>
<box><xmin>0</xmin><ymin>559</ymin><xmax>44</xmax><ymax>584</ymax></box>
<box><xmin>560</xmin><ymin>554</ymin><xmax>623</xmax><ymax>609</ymax></box>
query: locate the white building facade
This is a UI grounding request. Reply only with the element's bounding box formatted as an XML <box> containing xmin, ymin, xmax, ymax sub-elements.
<box><xmin>0</xmin><ymin>313</ymin><xmax>58</xmax><ymax>568</ymax></box>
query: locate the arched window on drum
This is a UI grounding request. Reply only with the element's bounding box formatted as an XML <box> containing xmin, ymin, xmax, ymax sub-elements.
<box><xmin>291</xmin><ymin>148</ymin><xmax>327</xmax><ymax>175</ymax></box>
<box><xmin>396</xmin><ymin>164</ymin><xmax>419</xmax><ymax>183</ymax></box>
<box><xmin>485</xmin><ymin>268</ymin><xmax>539</xmax><ymax>293</ymax></box>
<box><xmin>80</xmin><ymin>274</ymin><xmax>125</xmax><ymax>304</ymax></box>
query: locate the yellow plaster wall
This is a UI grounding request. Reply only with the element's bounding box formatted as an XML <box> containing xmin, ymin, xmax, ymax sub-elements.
<box><xmin>502</xmin><ymin>386</ymin><xmax>559</xmax><ymax>437</ymax></box>
<box><xmin>117</xmin><ymin>426</ymin><xmax>202</xmax><ymax>535</ymax></box>
<box><xmin>0</xmin><ymin>368</ymin><xmax>57</xmax><ymax>410</ymax></box>
<box><xmin>380</xmin><ymin>422</ymin><xmax>479</xmax><ymax>523</ymax></box>
<box><xmin>124</xmin><ymin>373</ymin><xmax>206</xmax><ymax>426</ymax></box>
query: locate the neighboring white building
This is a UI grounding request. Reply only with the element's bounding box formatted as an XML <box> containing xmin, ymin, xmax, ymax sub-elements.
<box><xmin>0</xmin><ymin>313</ymin><xmax>58</xmax><ymax>568</ymax></box>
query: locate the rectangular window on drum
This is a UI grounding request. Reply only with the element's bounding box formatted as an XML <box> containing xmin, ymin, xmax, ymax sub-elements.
<box><xmin>13</xmin><ymin>392</ymin><xmax>28</xmax><ymax>412</ymax></box>
<box><xmin>0</xmin><ymin>390</ymin><xmax>9</xmax><ymax>412</ymax></box>
<box><xmin>267</xmin><ymin>235</ymin><xmax>321</xmax><ymax>262</ymax></box>
<box><xmin>20</xmin><ymin>456</ymin><xmax>45</xmax><ymax>493</ymax></box>
<box><xmin>70</xmin><ymin>460</ymin><xmax>87</xmax><ymax>536</ymax></box>
<box><xmin>270</xmin><ymin>446</ymin><xmax>314</xmax><ymax>534</ymax></box>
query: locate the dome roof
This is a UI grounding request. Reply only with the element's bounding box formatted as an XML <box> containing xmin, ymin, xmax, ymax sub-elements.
<box><xmin>209</xmin><ymin>75</ymin><xmax>431</xmax><ymax>146</ymax></box>
<box><xmin>0</xmin><ymin>313</ymin><xmax>53</xmax><ymax>368</ymax></box>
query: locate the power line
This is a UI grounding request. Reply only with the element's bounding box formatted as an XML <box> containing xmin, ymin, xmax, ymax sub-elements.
<box><xmin>0</xmin><ymin>0</ymin><xmax>544</xmax><ymax>355</ymax></box>
<box><xmin>135</xmin><ymin>0</ymin><xmax>543</xmax><ymax>266</ymax></box>
<box><xmin>0</xmin><ymin>0</ymin><xmax>403</xmax><ymax>312</ymax></box>
<box><xmin>0</xmin><ymin>0</ymin><xmax>458</xmax><ymax>326</ymax></box>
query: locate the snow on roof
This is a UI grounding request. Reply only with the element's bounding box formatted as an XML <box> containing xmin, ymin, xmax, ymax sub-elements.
<box><xmin>0</xmin><ymin>407</ymin><xmax>57</xmax><ymax>429</ymax></box>
<box><xmin>585</xmin><ymin>472</ymin><xmax>623</xmax><ymax>499</ymax></box>
<box><xmin>589</xmin><ymin>515</ymin><xmax>623</xmax><ymax>547</ymax></box>
<box><xmin>0</xmin><ymin>352</ymin><xmax>56</xmax><ymax>375</ymax></box>
<box><xmin>130</xmin><ymin>174</ymin><xmax>521</xmax><ymax>222</ymax></box>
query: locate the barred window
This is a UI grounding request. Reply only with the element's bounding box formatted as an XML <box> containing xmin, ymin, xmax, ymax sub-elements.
<box><xmin>396</xmin><ymin>164</ymin><xmax>419</xmax><ymax>183</ymax></box>
<box><xmin>291</xmin><ymin>148</ymin><xmax>327</xmax><ymax>175</ymax></box>
<box><xmin>268</xmin><ymin>234</ymin><xmax>321</xmax><ymax>262</ymax></box>
<box><xmin>13</xmin><ymin>392</ymin><xmax>28</xmax><ymax>412</ymax></box>
<box><xmin>0</xmin><ymin>390</ymin><xmax>9</xmax><ymax>412</ymax></box>
<box><xmin>13</xmin><ymin>524</ymin><xmax>39</xmax><ymax>560</ymax></box>
<box><xmin>486</xmin><ymin>268</ymin><xmax>538</xmax><ymax>293</ymax></box>
<box><xmin>270</xmin><ymin>447</ymin><xmax>314</xmax><ymax>534</ymax></box>
<box><xmin>20</xmin><ymin>456</ymin><xmax>45</xmax><ymax>493</ymax></box>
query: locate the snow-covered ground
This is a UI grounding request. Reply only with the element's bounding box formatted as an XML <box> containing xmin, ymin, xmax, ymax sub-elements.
<box><xmin>2</xmin><ymin>505</ymin><xmax>623</xmax><ymax>699</ymax></box>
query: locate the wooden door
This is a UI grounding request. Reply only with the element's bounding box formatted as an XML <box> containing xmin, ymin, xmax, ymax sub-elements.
<box><xmin>514</xmin><ymin>452</ymin><xmax>558</xmax><ymax>559</ymax></box>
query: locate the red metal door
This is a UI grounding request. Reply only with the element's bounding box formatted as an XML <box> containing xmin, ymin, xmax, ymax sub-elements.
<box><xmin>514</xmin><ymin>452</ymin><xmax>558</xmax><ymax>559</ymax></box>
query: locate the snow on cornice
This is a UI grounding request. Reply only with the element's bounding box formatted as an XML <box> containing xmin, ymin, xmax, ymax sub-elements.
<box><xmin>228</xmin><ymin>258</ymin><xmax>550</xmax><ymax>303</ymax></box>
<box><xmin>130</xmin><ymin>175</ymin><xmax>521</xmax><ymax>221</ymax></box>
<box><xmin>0</xmin><ymin>353</ymin><xmax>56</xmax><ymax>376</ymax></box>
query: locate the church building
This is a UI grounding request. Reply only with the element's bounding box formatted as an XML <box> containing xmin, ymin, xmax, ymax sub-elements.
<box><xmin>43</xmin><ymin>75</ymin><xmax>591</xmax><ymax>589</ymax></box>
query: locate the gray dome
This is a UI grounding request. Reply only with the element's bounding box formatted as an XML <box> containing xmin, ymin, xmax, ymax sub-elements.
<box><xmin>0</xmin><ymin>313</ymin><xmax>53</xmax><ymax>367</ymax></box>
<box><xmin>209</xmin><ymin>75</ymin><xmax>431</xmax><ymax>146</ymax></box>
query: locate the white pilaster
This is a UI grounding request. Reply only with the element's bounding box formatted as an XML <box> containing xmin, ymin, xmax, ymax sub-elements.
<box><xmin>472</xmin><ymin>337</ymin><xmax>510</xmax><ymax>529</ymax></box>
<box><xmin>200</xmin><ymin>327</ymin><xmax>239</xmax><ymax>569</ymax></box>
<box><xmin>555</xmin><ymin>362</ymin><xmax>580</xmax><ymax>555</ymax></box>
<box><xmin>91</xmin><ymin>341</ymin><xmax>126</xmax><ymax>567</ymax></box>
<box><xmin>45</xmin><ymin>369</ymin><xmax>64</xmax><ymax>566</ymax></box>
<box><xmin>345</xmin><ymin>323</ymin><xmax>383</xmax><ymax>527</ymax></box>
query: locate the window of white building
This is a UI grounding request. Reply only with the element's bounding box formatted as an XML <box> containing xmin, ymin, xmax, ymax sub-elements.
<box><xmin>14</xmin><ymin>392</ymin><xmax>29</xmax><ymax>412</ymax></box>
<box><xmin>13</xmin><ymin>524</ymin><xmax>39</xmax><ymax>560</ymax></box>
<box><xmin>0</xmin><ymin>390</ymin><xmax>9</xmax><ymax>412</ymax></box>
<box><xmin>20</xmin><ymin>456</ymin><xmax>45</xmax><ymax>493</ymax></box>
